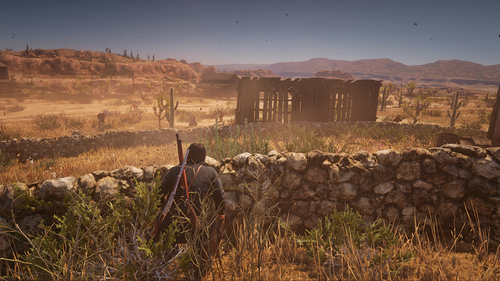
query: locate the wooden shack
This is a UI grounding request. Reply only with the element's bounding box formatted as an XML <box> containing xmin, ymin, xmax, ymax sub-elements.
<box><xmin>197</xmin><ymin>73</ymin><xmax>240</xmax><ymax>98</ymax></box>
<box><xmin>235</xmin><ymin>77</ymin><xmax>381</xmax><ymax>125</ymax></box>
<box><xmin>0</xmin><ymin>62</ymin><xmax>15</xmax><ymax>95</ymax></box>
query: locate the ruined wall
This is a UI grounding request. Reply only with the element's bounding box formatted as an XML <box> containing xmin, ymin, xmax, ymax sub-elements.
<box><xmin>1</xmin><ymin>144</ymin><xmax>500</xmax><ymax>258</ymax></box>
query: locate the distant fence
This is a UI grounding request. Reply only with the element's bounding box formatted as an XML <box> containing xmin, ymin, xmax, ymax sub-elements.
<box><xmin>235</xmin><ymin>77</ymin><xmax>381</xmax><ymax>125</ymax></box>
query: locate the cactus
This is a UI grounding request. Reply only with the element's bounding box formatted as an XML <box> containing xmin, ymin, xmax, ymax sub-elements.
<box><xmin>153</xmin><ymin>89</ymin><xmax>170</xmax><ymax>130</ymax></box>
<box><xmin>166</xmin><ymin>87</ymin><xmax>179</xmax><ymax>129</ymax></box>
<box><xmin>447</xmin><ymin>91</ymin><xmax>462</xmax><ymax>127</ymax></box>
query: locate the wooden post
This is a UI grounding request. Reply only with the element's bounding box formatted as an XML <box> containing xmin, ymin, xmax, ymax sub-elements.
<box><xmin>493</xmin><ymin>109</ymin><xmax>500</xmax><ymax>146</ymax></box>
<box><xmin>487</xmin><ymin>84</ymin><xmax>500</xmax><ymax>140</ymax></box>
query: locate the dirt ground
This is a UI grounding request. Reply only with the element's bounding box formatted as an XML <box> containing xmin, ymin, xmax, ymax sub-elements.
<box><xmin>0</xmin><ymin>74</ymin><xmax>492</xmax><ymax>133</ymax></box>
<box><xmin>0</xmin><ymin>95</ymin><xmax>236</xmax><ymax>127</ymax></box>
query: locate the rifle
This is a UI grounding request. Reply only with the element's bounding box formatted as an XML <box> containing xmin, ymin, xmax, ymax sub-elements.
<box><xmin>150</xmin><ymin>134</ymin><xmax>199</xmax><ymax>240</ymax></box>
<box><xmin>175</xmin><ymin>134</ymin><xmax>199</xmax><ymax>232</ymax></box>
<box><xmin>150</xmin><ymin>146</ymin><xmax>190</xmax><ymax>240</ymax></box>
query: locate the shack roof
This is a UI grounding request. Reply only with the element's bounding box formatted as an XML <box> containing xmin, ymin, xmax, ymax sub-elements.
<box><xmin>0</xmin><ymin>62</ymin><xmax>7</xmax><ymax>68</ymax></box>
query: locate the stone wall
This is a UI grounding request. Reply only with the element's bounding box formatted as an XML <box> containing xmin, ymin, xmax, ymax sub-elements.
<box><xmin>0</xmin><ymin>120</ymin><xmax>484</xmax><ymax>163</ymax></box>
<box><xmin>2</xmin><ymin>144</ymin><xmax>500</xmax><ymax>258</ymax></box>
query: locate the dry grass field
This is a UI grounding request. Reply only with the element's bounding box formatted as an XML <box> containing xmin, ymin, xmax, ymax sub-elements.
<box><xmin>1</xmin><ymin>77</ymin><xmax>499</xmax><ymax>280</ymax></box>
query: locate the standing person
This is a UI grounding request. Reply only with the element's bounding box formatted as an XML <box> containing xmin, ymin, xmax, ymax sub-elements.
<box><xmin>153</xmin><ymin>143</ymin><xmax>225</xmax><ymax>277</ymax></box>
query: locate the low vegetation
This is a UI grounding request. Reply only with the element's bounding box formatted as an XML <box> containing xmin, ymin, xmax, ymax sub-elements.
<box><xmin>0</xmin><ymin>80</ymin><xmax>498</xmax><ymax>279</ymax></box>
<box><xmin>2</xmin><ymin>173</ymin><xmax>498</xmax><ymax>280</ymax></box>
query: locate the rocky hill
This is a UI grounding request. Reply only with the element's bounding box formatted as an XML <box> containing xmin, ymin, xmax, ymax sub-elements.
<box><xmin>0</xmin><ymin>49</ymin><xmax>205</xmax><ymax>82</ymax></box>
<box><xmin>230</xmin><ymin>69</ymin><xmax>279</xmax><ymax>78</ymax></box>
<box><xmin>312</xmin><ymin>70</ymin><xmax>354</xmax><ymax>80</ymax></box>
<box><xmin>216</xmin><ymin>58</ymin><xmax>500</xmax><ymax>90</ymax></box>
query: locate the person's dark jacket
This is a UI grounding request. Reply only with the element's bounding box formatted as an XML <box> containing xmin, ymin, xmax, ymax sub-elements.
<box><xmin>154</xmin><ymin>163</ymin><xmax>225</xmax><ymax>243</ymax></box>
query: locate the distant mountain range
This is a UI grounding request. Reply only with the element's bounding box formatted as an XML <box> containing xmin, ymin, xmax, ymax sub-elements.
<box><xmin>214</xmin><ymin>58</ymin><xmax>500</xmax><ymax>90</ymax></box>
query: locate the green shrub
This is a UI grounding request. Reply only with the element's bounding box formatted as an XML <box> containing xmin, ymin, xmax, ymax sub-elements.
<box><xmin>297</xmin><ymin>207</ymin><xmax>413</xmax><ymax>278</ymax></box>
<box><xmin>7</xmin><ymin>180</ymin><xmax>180</xmax><ymax>279</ymax></box>
<box><xmin>0</xmin><ymin>149</ymin><xmax>14</xmax><ymax>172</ymax></box>
<box><xmin>33</xmin><ymin>114</ymin><xmax>61</xmax><ymax>131</ymax></box>
<box><xmin>199</xmin><ymin>118</ymin><xmax>270</xmax><ymax>160</ymax></box>
<box><xmin>7</xmin><ymin>104</ymin><xmax>25</xmax><ymax>112</ymax></box>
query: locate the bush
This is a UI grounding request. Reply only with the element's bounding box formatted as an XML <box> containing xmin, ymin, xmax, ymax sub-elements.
<box><xmin>422</xmin><ymin>109</ymin><xmax>443</xmax><ymax>117</ymax></box>
<box><xmin>120</xmin><ymin>111</ymin><xmax>143</xmax><ymax>125</ymax></box>
<box><xmin>297</xmin><ymin>207</ymin><xmax>413</xmax><ymax>279</ymax></box>
<box><xmin>199</xmin><ymin>118</ymin><xmax>270</xmax><ymax>160</ymax></box>
<box><xmin>5</xmin><ymin>180</ymin><xmax>180</xmax><ymax>279</ymax></box>
<box><xmin>33</xmin><ymin>114</ymin><xmax>61</xmax><ymax>131</ymax></box>
<box><xmin>7</xmin><ymin>104</ymin><xmax>25</xmax><ymax>112</ymax></box>
<box><xmin>0</xmin><ymin>124</ymin><xmax>23</xmax><ymax>140</ymax></box>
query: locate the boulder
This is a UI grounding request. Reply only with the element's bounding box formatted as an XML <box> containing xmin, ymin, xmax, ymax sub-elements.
<box><xmin>38</xmin><ymin>177</ymin><xmax>78</xmax><ymax>201</ymax></box>
<box><xmin>472</xmin><ymin>157</ymin><xmax>500</xmax><ymax>180</ymax></box>
<box><xmin>0</xmin><ymin>183</ymin><xmax>29</xmax><ymax>217</ymax></box>
<box><xmin>374</xmin><ymin>182</ymin><xmax>394</xmax><ymax>195</ymax></box>
<box><xmin>110</xmin><ymin>166</ymin><xmax>144</xmax><ymax>181</ymax></box>
<box><xmin>78</xmin><ymin>173</ymin><xmax>96</xmax><ymax>195</ymax></box>
<box><xmin>285</xmin><ymin>152</ymin><xmax>307</xmax><ymax>172</ymax></box>
<box><xmin>331</xmin><ymin>182</ymin><xmax>358</xmax><ymax>200</ymax></box>
<box><xmin>376</xmin><ymin>149</ymin><xmax>402</xmax><ymax>167</ymax></box>
<box><xmin>94</xmin><ymin>176</ymin><xmax>120</xmax><ymax>203</ymax></box>
<box><xmin>304</xmin><ymin>166</ymin><xmax>327</xmax><ymax>184</ymax></box>
<box><xmin>396</xmin><ymin>161</ymin><xmax>420</xmax><ymax>181</ymax></box>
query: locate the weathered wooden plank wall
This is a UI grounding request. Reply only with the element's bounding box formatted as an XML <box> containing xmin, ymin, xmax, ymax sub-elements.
<box><xmin>235</xmin><ymin>77</ymin><xmax>381</xmax><ymax>125</ymax></box>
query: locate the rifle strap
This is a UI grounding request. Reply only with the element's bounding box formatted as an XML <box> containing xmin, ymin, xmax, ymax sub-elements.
<box><xmin>184</xmin><ymin>164</ymin><xmax>203</xmax><ymax>205</ymax></box>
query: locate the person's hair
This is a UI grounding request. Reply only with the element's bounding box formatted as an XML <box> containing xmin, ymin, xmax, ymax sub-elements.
<box><xmin>187</xmin><ymin>143</ymin><xmax>206</xmax><ymax>164</ymax></box>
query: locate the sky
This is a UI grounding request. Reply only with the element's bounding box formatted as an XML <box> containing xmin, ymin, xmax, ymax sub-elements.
<box><xmin>1</xmin><ymin>0</ymin><xmax>499</xmax><ymax>66</ymax></box>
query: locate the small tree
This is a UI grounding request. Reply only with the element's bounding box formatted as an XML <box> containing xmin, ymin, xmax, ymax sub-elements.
<box><xmin>153</xmin><ymin>92</ymin><xmax>169</xmax><ymax>130</ymax></box>
<box><xmin>394</xmin><ymin>89</ymin><xmax>404</xmax><ymax>107</ymax></box>
<box><xmin>123</xmin><ymin>49</ymin><xmax>127</xmax><ymax>57</ymax></box>
<box><xmin>402</xmin><ymin>95</ymin><xmax>431</xmax><ymax>124</ymax></box>
<box><xmin>152</xmin><ymin>54</ymin><xmax>155</xmax><ymax>61</ymax></box>
<box><xmin>406</xmin><ymin>81</ymin><xmax>416</xmax><ymax>96</ymax></box>
<box><xmin>379</xmin><ymin>86</ymin><xmax>389</xmax><ymax>111</ymax></box>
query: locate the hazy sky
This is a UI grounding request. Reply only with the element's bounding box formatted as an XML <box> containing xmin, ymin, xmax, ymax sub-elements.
<box><xmin>1</xmin><ymin>0</ymin><xmax>499</xmax><ymax>66</ymax></box>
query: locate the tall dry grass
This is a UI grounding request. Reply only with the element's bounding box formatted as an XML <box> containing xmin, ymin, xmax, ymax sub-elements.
<box><xmin>2</xmin><ymin>178</ymin><xmax>499</xmax><ymax>280</ymax></box>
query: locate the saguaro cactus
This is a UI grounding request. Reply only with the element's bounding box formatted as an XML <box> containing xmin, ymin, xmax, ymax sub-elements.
<box><xmin>447</xmin><ymin>91</ymin><xmax>462</xmax><ymax>127</ymax></box>
<box><xmin>166</xmin><ymin>87</ymin><xmax>178</xmax><ymax>129</ymax></box>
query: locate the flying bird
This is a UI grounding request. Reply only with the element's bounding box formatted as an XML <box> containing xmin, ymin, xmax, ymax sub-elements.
<box><xmin>236</xmin><ymin>21</ymin><xmax>238</xmax><ymax>24</ymax></box>
<box><xmin>414</xmin><ymin>22</ymin><xmax>417</xmax><ymax>26</ymax></box>
<box><xmin>12</xmin><ymin>33</ymin><xmax>15</xmax><ymax>39</ymax></box>
<box><xmin>286</xmin><ymin>13</ymin><xmax>289</xmax><ymax>17</ymax></box>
